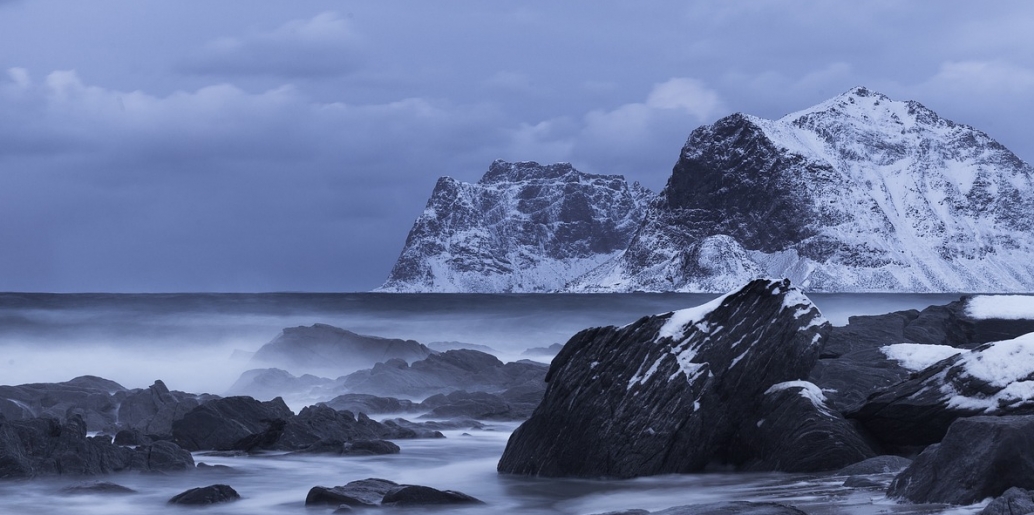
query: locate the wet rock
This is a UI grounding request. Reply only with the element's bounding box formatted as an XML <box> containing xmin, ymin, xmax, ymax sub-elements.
<box><xmin>116</xmin><ymin>380</ymin><xmax>210</xmax><ymax>438</ymax></box>
<box><xmin>888</xmin><ymin>416</ymin><xmax>1034</xmax><ymax>505</ymax></box>
<box><xmin>226</xmin><ymin>368</ymin><xmax>334</xmax><ymax>403</ymax></box>
<box><xmin>741</xmin><ymin>381</ymin><xmax>875</xmax><ymax>472</ymax></box>
<box><xmin>842</xmin><ymin>476</ymin><xmax>884</xmax><ymax>488</ymax></box>
<box><xmin>499</xmin><ymin>279</ymin><xmax>835</xmax><ymax>478</ymax></box>
<box><xmin>321</xmin><ymin>394</ymin><xmax>416</xmax><ymax>416</ymax></box>
<box><xmin>168</xmin><ymin>484</ymin><xmax>240</xmax><ymax>505</ymax></box>
<box><xmin>112</xmin><ymin>428</ymin><xmax>151</xmax><ymax>446</ymax></box>
<box><xmin>381</xmin><ymin>484</ymin><xmax>482</xmax><ymax>506</ymax></box>
<box><xmin>294</xmin><ymin>438</ymin><xmax>400</xmax><ymax>456</ymax></box>
<box><xmin>419</xmin><ymin>390</ymin><xmax>530</xmax><ymax>420</ymax></box>
<box><xmin>0</xmin><ymin>415</ymin><xmax>132</xmax><ymax>478</ymax></box>
<box><xmin>250</xmin><ymin>324</ymin><xmax>433</xmax><ymax>376</ymax></box>
<box><xmin>833</xmin><ymin>455</ymin><xmax>911</xmax><ymax>476</ymax></box>
<box><xmin>60</xmin><ymin>481</ymin><xmax>136</xmax><ymax>494</ymax></box>
<box><xmin>306</xmin><ymin>478</ymin><xmax>400</xmax><ymax>507</ymax></box>
<box><xmin>129</xmin><ymin>440</ymin><xmax>195</xmax><ymax>472</ymax></box>
<box><xmin>0</xmin><ymin>376</ymin><xmax>126</xmax><ymax>431</ymax></box>
<box><xmin>849</xmin><ymin>333</ymin><xmax>1034</xmax><ymax>448</ymax></box>
<box><xmin>171</xmin><ymin>396</ymin><xmax>293</xmax><ymax>451</ymax></box>
<box><xmin>980</xmin><ymin>487</ymin><xmax>1034</xmax><ymax>515</ymax></box>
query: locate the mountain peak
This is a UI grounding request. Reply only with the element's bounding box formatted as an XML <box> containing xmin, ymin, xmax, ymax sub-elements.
<box><xmin>479</xmin><ymin>160</ymin><xmax>579</xmax><ymax>185</ymax></box>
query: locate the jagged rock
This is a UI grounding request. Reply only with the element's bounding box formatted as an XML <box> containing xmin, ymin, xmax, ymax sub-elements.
<box><xmin>116</xmin><ymin>380</ymin><xmax>209</xmax><ymax>437</ymax></box>
<box><xmin>0</xmin><ymin>376</ymin><xmax>126</xmax><ymax>431</ymax></box>
<box><xmin>339</xmin><ymin>349</ymin><xmax>547</xmax><ymax>398</ymax></box>
<box><xmin>833</xmin><ymin>455</ymin><xmax>912</xmax><ymax>476</ymax></box>
<box><xmin>570</xmin><ymin>87</ymin><xmax>1034</xmax><ymax>293</ymax></box>
<box><xmin>168</xmin><ymin>484</ymin><xmax>240</xmax><ymax>505</ymax></box>
<box><xmin>306</xmin><ymin>478</ymin><xmax>400</xmax><ymax>507</ymax></box>
<box><xmin>419</xmin><ymin>390</ymin><xmax>531</xmax><ymax>420</ymax></box>
<box><xmin>128</xmin><ymin>440</ymin><xmax>195</xmax><ymax>472</ymax></box>
<box><xmin>498</xmin><ymin>279</ymin><xmax>836</xmax><ymax>478</ymax></box>
<box><xmin>980</xmin><ymin>487</ymin><xmax>1034</xmax><ymax>515</ymax></box>
<box><xmin>226</xmin><ymin>368</ymin><xmax>334</xmax><ymax>402</ymax></box>
<box><xmin>250</xmin><ymin>323</ymin><xmax>433</xmax><ymax>376</ymax></box>
<box><xmin>171</xmin><ymin>396</ymin><xmax>293</xmax><ymax>451</ymax></box>
<box><xmin>379</xmin><ymin>159</ymin><xmax>652</xmax><ymax>293</ymax></box>
<box><xmin>60</xmin><ymin>481</ymin><xmax>136</xmax><ymax>494</ymax></box>
<box><xmin>849</xmin><ymin>332</ymin><xmax>1034</xmax><ymax>448</ymax></box>
<box><xmin>741</xmin><ymin>381</ymin><xmax>874</xmax><ymax>472</ymax></box>
<box><xmin>0</xmin><ymin>415</ymin><xmax>131</xmax><ymax>478</ymax></box>
<box><xmin>112</xmin><ymin>428</ymin><xmax>151</xmax><ymax>446</ymax></box>
<box><xmin>321</xmin><ymin>394</ymin><xmax>417</xmax><ymax>416</ymax></box>
<box><xmin>888</xmin><ymin>416</ymin><xmax>1034</xmax><ymax>505</ymax></box>
<box><xmin>381</xmin><ymin>484</ymin><xmax>482</xmax><ymax>506</ymax></box>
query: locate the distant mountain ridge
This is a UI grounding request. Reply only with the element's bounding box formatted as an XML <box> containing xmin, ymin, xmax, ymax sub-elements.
<box><xmin>378</xmin><ymin>160</ymin><xmax>652</xmax><ymax>292</ymax></box>
<box><xmin>382</xmin><ymin>87</ymin><xmax>1034</xmax><ymax>293</ymax></box>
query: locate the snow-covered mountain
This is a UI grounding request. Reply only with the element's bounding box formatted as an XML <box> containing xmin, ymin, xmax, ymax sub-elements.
<box><xmin>378</xmin><ymin>160</ymin><xmax>651</xmax><ymax>292</ymax></box>
<box><xmin>572</xmin><ymin>87</ymin><xmax>1034</xmax><ymax>292</ymax></box>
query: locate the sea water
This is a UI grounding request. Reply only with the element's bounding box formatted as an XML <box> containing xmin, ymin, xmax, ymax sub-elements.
<box><xmin>0</xmin><ymin>292</ymin><xmax>983</xmax><ymax>514</ymax></box>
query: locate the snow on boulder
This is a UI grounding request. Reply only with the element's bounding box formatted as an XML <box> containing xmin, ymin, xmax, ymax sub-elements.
<box><xmin>880</xmin><ymin>343</ymin><xmax>962</xmax><ymax>372</ymax></box>
<box><xmin>496</xmin><ymin>278</ymin><xmax>850</xmax><ymax>478</ymax></box>
<box><xmin>850</xmin><ymin>332</ymin><xmax>1034</xmax><ymax>448</ymax></box>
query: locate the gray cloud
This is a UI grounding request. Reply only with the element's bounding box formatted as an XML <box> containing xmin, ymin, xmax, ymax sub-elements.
<box><xmin>1</xmin><ymin>1</ymin><xmax>1034</xmax><ymax>292</ymax></box>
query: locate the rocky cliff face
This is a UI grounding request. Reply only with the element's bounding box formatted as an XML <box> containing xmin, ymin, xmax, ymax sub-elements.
<box><xmin>497</xmin><ymin>279</ymin><xmax>873</xmax><ymax>478</ymax></box>
<box><xmin>572</xmin><ymin>87</ymin><xmax>1034</xmax><ymax>292</ymax></box>
<box><xmin>378</xmin><ymin>160</ymin><xmax>652</xmax><ymax>292</ymax></box>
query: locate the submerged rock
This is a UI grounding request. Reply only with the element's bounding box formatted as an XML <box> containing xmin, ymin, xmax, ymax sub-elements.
<box><xmin>381</xmin><ymin>484</ymin><xmax>482</xmax><ymax>506</ymax></box>
<box><xmin>888</xmin><ymin>416</ymin><xmax>1034</xmax><ymax>505</ymax></box>
<box><xmin>60</xmin><ymin>481</ymin><xmax>136</xmax><ymax>495</ymax></box>
<box><xmin>250</xmin><ymin>323</ymin><xmax>433</xmax><ymax>376</ymax></box>
<box><xmin>305</xmin><ymin>478</ymin><xmax>481</xmax><ymax>508</ymax></box>
<box><xmin>832</xmin><ymin>455</ymin><xmax>911</xmax><ymax>476</ymax></box>
<box><xmin>498</xmin><ymin>279</ymin><xmax>862</xmax><ymax>478</ymax></box>
<box><xmin>168</xmin><ymin>484</ymin><xmax>240</xmax><ymax>505</ymax></box>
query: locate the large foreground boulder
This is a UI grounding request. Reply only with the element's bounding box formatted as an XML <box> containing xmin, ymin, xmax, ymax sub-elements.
<box><xmin>168</xmin><ymin>484</ymin><xmax>240</xmax><ymax>505</ymax></box>
<box><xmin>171</xmin><ymin>396</ymin><xmax>293</xmax><ymax>451</ymax></box>
<box><xmin>888</xmin><ymin>416</ymin><xmax>1034</xmax><ymax>505</ymax></box>
<box><xmin>849</xmin><ymin>332</ymin><xmax>1034</xmax><ymax>448</ymax></box>
<box><xmin>498</xmin><ymin>279</ymin><xmax>865</xmax><ymax>478</ymax></box>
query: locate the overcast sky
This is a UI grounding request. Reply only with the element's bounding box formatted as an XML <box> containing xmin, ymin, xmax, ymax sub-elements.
<box><xmin>2</xmin><ymin>1</ymin><xmax>1033</xmax><ymax>292</ymax></box>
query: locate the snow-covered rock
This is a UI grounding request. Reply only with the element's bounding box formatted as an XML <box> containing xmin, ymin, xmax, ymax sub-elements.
<box><xmin>378</xmin><ymin>160</ymin><xmax>651</xmax><ymax>292</ymax></box>
<box><xmin>850</xmin><ymin>332</ymin><xmax>1034</xmax><ymax>447</ymax></box>
<box><xmin>571</xmin><ymin>87</ymin><xmax>1034</xmax><ymax>292</ymax></box>
<box><xmin>496</xmin><ymin>279</ymin><xmax>872</xmax><ymax>478</ymax></box>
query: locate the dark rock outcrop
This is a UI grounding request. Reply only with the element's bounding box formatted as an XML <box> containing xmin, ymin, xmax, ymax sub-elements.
<box><xmin>0</xmin><ymin>376</ymin><xmax>126</xmax><ymax>431</ymax></box>
<box><xmin>116</xmin><ymin>380</ymin><xmax>211</xmax><ymax>438</ymax></box>
<box><xmin>339</xmin><ymin>349</ymin><xmax>547</xmax><ymax>398</ymax></box>
<box><xmin>498</xmin><ymin>279</ymin><xmax>855</xmax><ymax>478</ymax></box>
<box><xmin>980</xmin><ymin>487</ymin><xmax>1034</xmax><ymax>515</ymax></box>
<box><xmin>60</xmin><ymin>481</ymin><xmax>136</xmax><ymax>495</ymax></box>
<box><xmin>305</xmin><ymin>478</ymin><xmax>401</xmax><ymax>507</ymax></box>
<box><xmin>888</xmin><ymin>416</ymin><xmax>1034</xmax><ymax>505</ymax></box>
<box><xmin>740</xmin><ymin>381</ymin><xmax>875</xmax><ymax>472</ymax></box>
<box><xmin>305</xmin><ymin>478</ymin><xmax>481</xmax><ymax>508</ymax></box>
<box><xmin>832</xmin><ymin>455</ymin><xmax>911</xmax><ymax>476</ymax></box>
<box><xmin>0</xmin><ymin>414</ymin><xmax>193</xmax><ymax>479</ymax></box>
<box><xmin>419</xmin><ymin>389</ymin><xmax>538</xmax><ymax>421</ymax></box>
<box><xmin>250</xmin><ymin>323</ymin><xmax>433</xmax><ymax>376</ymax></box>
<box><xmin>321</xmin><ymin>394</ymin><xmax>417</xmax><ymax>416</ymax></box>
<box><xmin>168</xmin><ymin>484</ymin><xmax>240</xmax><ymax>505</ymax></box>
<box><xmin>849</xmin><ymin>333</ymin><xmax>1034</xmax><ymax>448</ymax></box>
<box><xmin>171</xmin><ymin>396</ymin><xmax>293</xmax><ymax>452</ymax></box>
<box><xmin>381</xmin><ymin>484</ymin><xmax>482</xmax><ymax>506</ymax></box>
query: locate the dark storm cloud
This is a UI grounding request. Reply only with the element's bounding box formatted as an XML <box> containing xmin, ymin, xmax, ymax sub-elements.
<box><xmin>180</xmin><ymin>12</ymin><xmax>365</xmax><ymax>78</ymax></box>
<box><xmin>1</xmin><ymin>1</ymin><xmax>1033</xmax><ymax>292</ymax></box>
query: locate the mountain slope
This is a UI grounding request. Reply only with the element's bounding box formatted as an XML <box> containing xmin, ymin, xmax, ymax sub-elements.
<box><xmin>572</xmin><ymin>87</ymin><xmax>1034</xmax><ymax>292</ymax></box>
<box><xmin>378</xmin><ymin>160</ymin><xmax>652</xmax><ymax>292</ymax></box>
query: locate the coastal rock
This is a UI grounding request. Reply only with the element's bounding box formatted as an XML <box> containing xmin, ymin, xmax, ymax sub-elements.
<box><xmin>171</xmin><ymin>396</ymin><xmax>293</xmax><ymax>451</ymax></box>
<box><xmin>60</xmin><ymin>481</ymin><xmax>136</xmax><ymax>495</ymax></box>
<box><xmin>832</xmin><ymin>455</ymin><xmax>912</xmax><ymax>476</ymax></box>
<box><xmin>979</xmin><ymin>487</ymin><xmax>1034</xmax><ymax>515</ymax></box>
<box><xmin>128</xmin><ymin>440</ymin><xmax>195</xmax><ymax>472</ymax></box>
<box><xmin>0</xmin><ymin>415</ymin><xmax>131</xmax><ymax>478</ymax></box>
<box><xmin>250</xmin><ymin>323</ymin><xmax>433</xmax><ymax>376</ymax></box>
<box><xmin>321</xmin><ymin>394</ymin><xmax>417</xmax><ymax>416</ymax></box>
<box><xmin>381</xmin><ymin>484</ymin><xmax>482</xmax><ymax>506</ymax></box>
<box><xmin>0</xmin><ymin>376</ymin><xmax>126</xmax><ymax>431</ymax></box>
<box><xmin>888</xmin><ymin>416</ymin><xmax>1034</xmax><ymax>505</ymax></box>
<box><xmin>116</xmin><ymin>380</ymin><xmax>210</xmax><ymax>438</ymax></box>
<box><xmin>741</xmin><ymin>381</ymin><xmax>874</xmax><ymax>472</ymax></box>
<box><xmin>305</xmin><ymin>478</ymin><xmax>401</xmax><ymax>507</ymax></box>
<box><xmin>339</xmin><ymin>349</ymin><xmax>547</xmax><ymax>398</ymax></box>
<box><xmin>498</xmin><ymin>279</ymin><xmax>833</xmax><ymax>478</ymax></box>
<box><xmin>849</xmin><ymin>332</ymin><xmax>1034</xmax><ymax>448</ymax></box>
<box><xmin>168</xmin><ymin>484</ymin><xmax>240</xmax><ymax>505</ymax></box>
